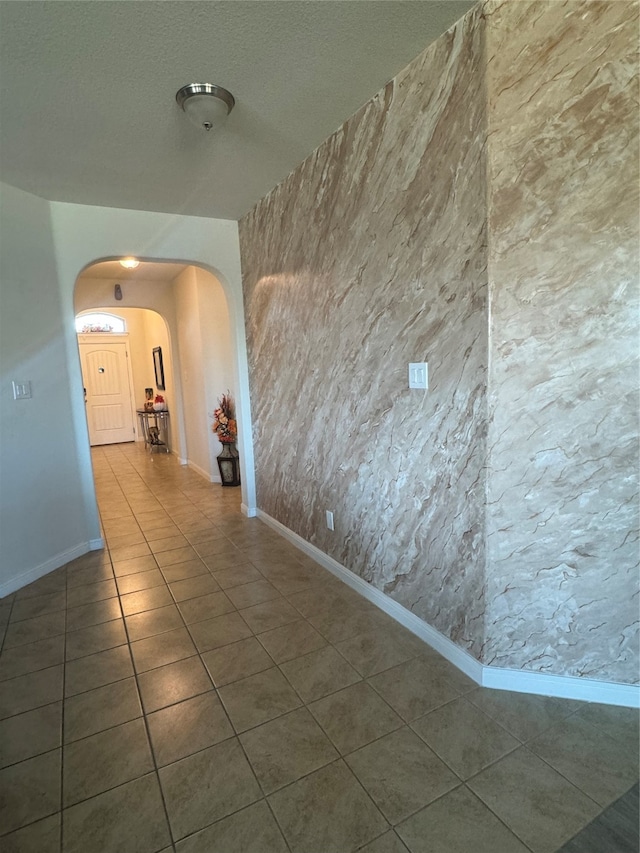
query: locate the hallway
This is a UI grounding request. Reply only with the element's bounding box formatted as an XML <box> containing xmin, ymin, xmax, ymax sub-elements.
<box><xmin>0</xmin><ymin>444</ymin><xmax>637</xmax><ymax>852</ymax></box>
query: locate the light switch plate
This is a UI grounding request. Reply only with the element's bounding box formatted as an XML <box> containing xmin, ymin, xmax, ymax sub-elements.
<box><xmin>12</xmin><ymin>380</ymin><xmax>32</xmax><ymax>400</ymax></box>
<box><xmin>408</xmin><ymin>363</ymin><xmax>428</xmax><ymax>390</ymax></box>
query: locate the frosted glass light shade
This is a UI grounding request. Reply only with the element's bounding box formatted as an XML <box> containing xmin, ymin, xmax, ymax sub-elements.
<box><xmin>176</xmin><ymin>84</ymin><xmax>235</xmax><ymax>132</ymax></box>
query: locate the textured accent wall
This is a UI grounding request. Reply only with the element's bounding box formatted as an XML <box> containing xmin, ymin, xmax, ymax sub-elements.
<box><xmin>241</xmin><ymin>6</ymin><xmax>488</xmax><ymax>658</ymax></box>
<box><xmin>484</xmin><ymin>0</ymin><xmax>639</xmax><ymax>682</ymax></box>
<box><xmin>240</xmin><ymin>0</ymin><xmax>639</xmax><ymax>683</ymax></box>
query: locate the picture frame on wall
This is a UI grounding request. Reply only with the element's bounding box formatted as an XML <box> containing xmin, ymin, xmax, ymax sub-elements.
<box><xmin>153</xmin><ymin>346</ymin><xmax>165</xmax><ymax>390</ymax></box>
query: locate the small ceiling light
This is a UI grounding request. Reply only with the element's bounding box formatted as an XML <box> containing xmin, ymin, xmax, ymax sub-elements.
<box><xmin>119</xmin><ymin>258</ymin><xmax>139</xmax><ymax>270</ymax></box>
<box><xmin>176</xmin><ymin>83</ymin><xmax>235</xmax><ymax>132</ymax></box>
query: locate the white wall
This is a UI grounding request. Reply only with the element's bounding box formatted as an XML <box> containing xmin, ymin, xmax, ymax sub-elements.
<box><xmin>174</xmin><ymin>266</ymin><xmax>236</xmax><ymax>481</ymax></box>
<box><xmin>52</xmin><ymin>201</ymin><xmax>255</xmax><ymax>521</ymax></box>
<box><xmin>0</xmin><ymin>186</ymin><xmax>255</xmax><ymax>595</ymax></box>
<box><xmin>0</xmin><ymin>184</ymin><xmax>99</xmax><ymax>595</ymax></box>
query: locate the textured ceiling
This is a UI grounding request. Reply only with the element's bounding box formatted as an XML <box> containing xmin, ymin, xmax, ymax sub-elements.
<box><xmin>0</xmin><ymin>0</ymin><xmax>475</xmax><ymax>221</ymax></box>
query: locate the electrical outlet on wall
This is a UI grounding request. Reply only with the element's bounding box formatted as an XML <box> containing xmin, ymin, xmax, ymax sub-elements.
<box><xmin>325</xmin><ymin>510</ymin><xmax>334</xmax><ymax>531</ymax></box>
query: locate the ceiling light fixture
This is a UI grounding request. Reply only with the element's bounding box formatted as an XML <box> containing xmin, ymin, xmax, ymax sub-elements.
<box><xmin>119</xmin><ymin>258</ymin><xmax>139</xmax><ymax>270</ymax></box>
<box><xmin>176</xmin><ymin>83</ymin><xmax>235</xmax><ymax>132</ymax></box>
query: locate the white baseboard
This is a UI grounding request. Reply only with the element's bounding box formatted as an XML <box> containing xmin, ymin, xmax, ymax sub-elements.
<box><xmin>89</xmin><ymin>538</ymin><xmax>105</xmax><ymax>550</ymax></box>
<box><xmin>187</xmin><ymin>460</ymin><xmax>221</xmax><ymax>484</ymax></box>
<box><xmin>257</xmin><ymin>510</ymin><xmax>640</xmax><ymax>709</ymax></box>
<box><xmin>242</xmin><ymin>503</ymin><xmax>258</xmax><ymax>518</ymax></box>
<box><xmin>0</xmin><ymin>541</ymin><xmax>94</xmax><ymax>598</ymax></box>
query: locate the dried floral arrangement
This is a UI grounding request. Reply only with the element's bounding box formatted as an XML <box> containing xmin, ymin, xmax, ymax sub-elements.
<box><xmin>212</xmin><ymin>392</ymin><xmax>237</xmax><ymax>443</ymax></box>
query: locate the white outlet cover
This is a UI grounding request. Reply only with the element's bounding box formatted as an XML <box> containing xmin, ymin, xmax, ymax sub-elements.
<box><xmin>12</xmin><ymin>380</ymin><xmax>32</xmax><ymax>399</ymax></box>
<box><xmin>408</xmin><ymin>363</ymin><xmax>428</xmax><ymax>390</ymax></box>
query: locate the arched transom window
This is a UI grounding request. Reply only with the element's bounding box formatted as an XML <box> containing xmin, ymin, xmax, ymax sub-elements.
<box><xmin>75</xmin><ymin>312</ymin><xmax>126</xmax><ymax>334</ymax></box>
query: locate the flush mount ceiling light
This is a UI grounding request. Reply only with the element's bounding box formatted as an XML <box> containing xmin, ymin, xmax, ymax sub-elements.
<box><xmin>119</xmin><ymin>258</ymin><xmax>139</xmax><ymax>270</ymax></box>
<box><xmin>176</xmin><ymin>83</ymin><xmax>235</xmax><ymax>132</ymax></box>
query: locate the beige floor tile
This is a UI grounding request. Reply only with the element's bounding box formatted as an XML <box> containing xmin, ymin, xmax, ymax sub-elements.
<box><xmin>64</xmin><ymin>645</ymin><xmax>133</xmax><ymax>697</ymax></box>
<box><xmin>62</xmin><ymin>773</ymin><xmax>171</xmax><ymax>853</ymax></box>
<box><xmin>190</xmin><ymin>611</ymin><xmax>254</xmax><ymax>653</ymax></box>
<box><xmin>411</xmin><ymin>695</ymin><xmax>519</xmax><ymax>779</ymax></box>
<box><xmin>309</xmin><ymin>682</ymin><xmax>403</xmax><ymax>754</ymax></box>
<box><xmin>0</xmin><ymin>749</ymin><xmax>61</xmax><ymax>834</ymax></box>
<box><xmin>576</xmin><ymin>701</ymin><xmax>640</xmax><ymax>747</ymax></box>
<box><xmin>240</xmin><ymin>706</ymin><xmax>339</xmax><ymax>794</ymax></box>
<box><xmin>147</xmin><ymin>690</ymin><xmax>233</xmax><ymax>766</ymax></box>
<box><xmin>120</xmin><ymin>585</ymin><xmax>173</xmax><ymax>616</ymax></box>
<box><xmin>65</xmin><ymin>563</ymin><xmax>114</xmax><ymax>589</ymax></box>
<box><xmin>368</xmin><ymin>657</ymin><xmax>461</xmax><ymax>722</ymax></box>
<box><xmin>155</xmin><ymin>545</ymin><xmax>199</xmax><ymax>568</ymax></box>
<box><xmin>226</xmin><ymin>579</ymin><xmax>281</xmax><ymax>609</ymax></box>
<box><xmin>0</xmin><ymin>634</ymin><xmax>65</xmax><ymax>680</ymax></box>
<box><xmin>130</xmin><ymin>627</ymin><xmax>196</xmax><ymax>673</ymax></box>
<box><xmin>159</xmin><ymin>738</ymin><xmax>261</xmax><ymax>840</ymax></box>
<box><xmin>125</xmin><ymin>604</ymin><xmax>185</xmax><ymax>641</ymax></box>
<box><xmin>335</xmin><ymin>630</ymin><xmax>416</xmax><ymax>678</ymax></box>
<box><xmin>528</xmin><ymin>715</ymin><xmax>639</xmax><ymax>807</ymax></box>
<box><xmin>239</xmin><ymin>597</ymin><xmax>301</xmax><ymax>633</ymax></box>
<box><xmin>183</xmin><ymin>527</ymin><xmax>227</xmax><ymax>546</ymax></box>
<box><xmin>257</xmin><ymin>619</ymin><xmax>327</xmax><ymax>664</ymax></box>
<box><xmin>108</xmin><ymin>542</ymin><xmax>151</xmax><ymax>562</ymax></box>
<box><xmin>64</xmin><ymin>620</ymin><xmax>126</xmax><ymax>661</ymax></box>
<box><xmin>178</xmin><ymin>591</ymin><xmax>235</xmax><ymax>625</ymax></box>
<box><xmin>137</xmin><ymin>655</ymin><xmax>212</xmax><ymax>713</ymax></box>
<box><xmin>202</xmin><ymin>636</ymin><xmax>273</xmax><ymax>686</ymax></box>
<box><xmin>160</xmin><ymin>559</ymin><xmax>209</xmax><ymax>583</ymax></box>
<box><xmin>104</xmin><ymin>531</ymin><xmax>146</xmax><ymax>550</ymax></box>
<box><xmin>10</xmin><ymin>592</ymin><xmax>66</xmax><ymax>623</ymax></box>
<box><xmin>346</xmin><ymin>727</ymin><xmax>459</xmax><ymax>824</ymax></box>
<box><xmin>218</xmin><ymin>666</ymin><xmax>302</xmax><ymax>732</ymax></box>
<box><xmin>357</xmin><ymin>831</ymin><xmax>410</xmax><ymax>853</ymax></box>
<box><xmin>467</xmin><ymin>688</ymin><xmax>571</xmax><ymax>742</ymax></box>
<box><xmin>66</xmin><ymin>579</ymin><xmax>118</xmax><ymax>609</ymax></box>
<box><xmin>14</xmin><ymin>570</ymin><xmax>66</xmax><ymax>600</ymax></box>
<box><xmin>268</xmin><ymin>759</ymin><xmax>388</xmax><ymax>853</ymax></box>
<box><xmin>64</xmin><ymin>677</ymin><xmax>142</xmax><ymax>743</ymax></box>
<box><xmin>212</xmin><ymin>563</ymin><xmax>265</xmax><ymax>589</ymax></box>
<box><xmin>196</xmin><ymin>540</ymin><xmax>243</xmax><ymax>560</ymax></box>
<box><xmin>62</xmin><ymin>718</ymin><xmax>153</xmax><ymax>806</ymax></box>
<box><xmin>148</xmin><ymin>533</ymin><xmax>190</xmax><ymax>553</ymax></box>
<box><xmin>3</xmin><ymin>611</ymin><xmax>66</xmax><ymax>649</ymax></box>
<box><xmin>396</xmin><ymin>785</ymin><xmax>530</xmax><ymax>853</ymax></box>
<box><xmin>175</xmin><ymin>800</ymin><xmax>289</xmax><ymax>853</ymax></box>
<box><xmin>111</xmin><ymin>554</ymin><xmax>158</xmax><ymax>577</ymax></box>
<box><xmin>66</xmin><ymin>598</ymin><xmax>122</xmax><ymax>632</ymax></box>
<box><xmin>115</xmin><ymin>568</ymin><xmax>166</xmax><ymax>595</ymax></box>
<box><xmin>168</xmin><ymin>573</ymin><xmax>221</xmax><ymax>602</ymax></box>
<box><xmin>281</xmin><ymin>645</ymin><xmax>361</xmax><ymax>702</ymax></box>
<box><xmin>468</xmin><ymin>747</ymin><xmax>601</xmax><ymax>853</ymax></box>
<box><xmin>0</xmin><ymin>702</ymin><xmax>62</xmax><ymax>768</ymax></box>
<box><xmin>0</xmin><ymin>663</ymin><xmax>63</xmax><ymax>719</ymax></box>
<box><xmin>287</xmin><ymin>586</ymin><xmax>346</xmax><ymax>619</ymax></box>
<box><xmin>1</xmin><ymin>813</ymin><xmax>61</xmax><ymax>853</ymax></box>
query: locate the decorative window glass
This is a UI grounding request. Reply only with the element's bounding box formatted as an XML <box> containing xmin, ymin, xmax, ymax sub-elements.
<box><xmin>75</xmin><ymin>312</ymin><xmax>126</xmax><ymax>334</ymax></box>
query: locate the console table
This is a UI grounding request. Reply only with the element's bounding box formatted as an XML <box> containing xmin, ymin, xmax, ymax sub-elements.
<box><xmin>137</xmin><ymin>410</ymin><xmax>170</xmax><ymax>453</ymax></box>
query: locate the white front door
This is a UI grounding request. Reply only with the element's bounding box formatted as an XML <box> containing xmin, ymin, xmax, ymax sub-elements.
<box><xmin>79</xmin><ymin>338</ymin><xmax>136</xmax><ymax>446</ymax></box>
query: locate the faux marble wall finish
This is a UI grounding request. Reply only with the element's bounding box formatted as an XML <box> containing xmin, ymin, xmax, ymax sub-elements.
<box><xmin>484</xmin><ymin>1</ymin><xmax>639</xmax><ymax>682</ymax></box>
<box><xmin>241</xmin><ymin>7</ymin><xmax>489</xmax><ymax>658</ymax></box>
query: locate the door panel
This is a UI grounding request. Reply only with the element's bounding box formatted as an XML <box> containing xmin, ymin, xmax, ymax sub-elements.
<box><xmin>79</xmin><ymin>341</ymin><xmax>135</xmax><ymax>445</ymax></box>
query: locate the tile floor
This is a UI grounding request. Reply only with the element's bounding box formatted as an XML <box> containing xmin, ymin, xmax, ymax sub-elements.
<box><xmin>0</xmin><ymin>443</ymin><xmax>638</xmax><ymax>853</ymax></box>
